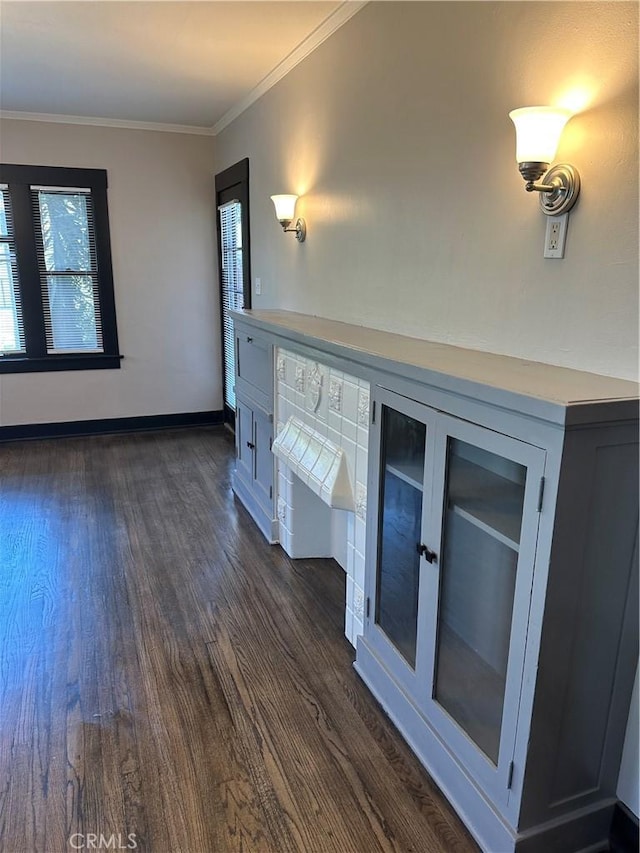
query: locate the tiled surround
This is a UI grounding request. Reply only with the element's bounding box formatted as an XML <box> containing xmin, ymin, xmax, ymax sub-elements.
<box><xmin>276</xmin><ymin>347</ymin><xmax>370</xmax><ymax>646</ymax></box>
<box><xmin>272</xmin><ymin>417</ymin><xmax>354</xmax><ymax>511</ymax></box>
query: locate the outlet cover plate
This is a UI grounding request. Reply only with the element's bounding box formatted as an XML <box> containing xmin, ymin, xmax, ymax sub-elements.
<box><xmin>544</xmin><ymin>214</ymin><xmax>568</xmax><ymax>259</ymax></box>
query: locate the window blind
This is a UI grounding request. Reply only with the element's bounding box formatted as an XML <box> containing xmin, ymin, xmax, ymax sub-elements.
<box><xmin>219</xmin><ymin>200</ymin><xmax>244</xmax><ymax>410</ymax></box>
<box><xmin>31</xmin><ymin>187</ymin><xmax>104</xmax><ymax>354</ymax></box>
<box><xmin>0</xmin><ymin>185</ymin><xmax>26</xmax><ymax>356</ymax></box>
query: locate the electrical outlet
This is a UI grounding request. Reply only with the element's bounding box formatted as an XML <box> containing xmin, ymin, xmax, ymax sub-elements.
<box><xmin>544</xmin><ymin>214</ymin><xmax>568</xmax><ymax>259</ymax></box>
<box><xmin>255</xmin><ymin>277</ymin><xmax>262</xmax><ymax>295</ymax></box>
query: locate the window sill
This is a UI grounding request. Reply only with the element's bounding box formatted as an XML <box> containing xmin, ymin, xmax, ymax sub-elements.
<box><xmin>0</xmin><ymin>354</ymin><xmax>123</xmax><ymax>374</ymax></box>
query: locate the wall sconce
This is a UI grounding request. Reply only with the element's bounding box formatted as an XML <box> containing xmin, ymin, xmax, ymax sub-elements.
<box><xmin>270</xmin><ymin>194</ymin><xmax>306</xmax><ymax>242</ymax></box>
<box><xmin>509</xmin><ymin>106</ymin><xmax>580</xmax><ymax>215</ymax></box>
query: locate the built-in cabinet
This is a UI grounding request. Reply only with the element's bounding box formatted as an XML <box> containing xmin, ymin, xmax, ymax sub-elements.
<box><xmin>357</xmin><ymin>378</ymin><xmax>638</xmax><ymax>852</ymax></box>
<box><xmin>230</xmin><ymin>308</ymin><xmax>639</xmax><ymax>853</ymax></box>
<box><xmin>366</xmin><ymin>387</ymin><xmax>545</xmax><ymax>810</ymax></box>
<box><xmin>232</xmin><ymin>324</ymin><xmax>277</xmax><ymax>542</ymax></box>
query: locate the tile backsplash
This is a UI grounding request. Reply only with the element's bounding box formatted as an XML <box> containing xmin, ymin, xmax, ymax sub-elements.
<box><xmin>275</xmin><ymin>347</ymin><xmax>370</xmax><ymax>646</ymax></box>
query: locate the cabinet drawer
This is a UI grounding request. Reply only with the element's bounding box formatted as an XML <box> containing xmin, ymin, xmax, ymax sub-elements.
<box><xmin>236</xmin><ymin>331</ymin><xmax>271</xmax><ymax>398</ymax></box>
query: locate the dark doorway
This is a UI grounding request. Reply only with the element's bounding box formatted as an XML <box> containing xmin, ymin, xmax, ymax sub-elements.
<box><xmin>215</xmin><ymin>158</ymin><xmax>251</xmax><ymax>429</ymax></box>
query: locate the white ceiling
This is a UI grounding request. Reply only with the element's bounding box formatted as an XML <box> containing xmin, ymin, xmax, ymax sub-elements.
<box><xmin>0</xmin><ymin>1</ymin><xmax>358</xmax><ymax>133</ymax></box>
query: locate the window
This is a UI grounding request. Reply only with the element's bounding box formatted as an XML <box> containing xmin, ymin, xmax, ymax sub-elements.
<box><xmin>0</xmin><ymin>164</ymin><xmax>120</xmax><ymax>373</ymax></box>
<box><xmin>218</xmin><ymin>198</ymin><xmax>244</xmax><ymax>412</ymax></box>
<box><xmin>215</xmin><ymin>157</ymin><xmax>251</xmax><ymax>427</ymax></box>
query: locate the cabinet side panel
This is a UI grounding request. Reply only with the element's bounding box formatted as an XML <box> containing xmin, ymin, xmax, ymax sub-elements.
<box><xmin>522</xmin><ymin>429</ymin><xmax>639</xmax><ymax>826</ymax></box>
<box><xmin>549</xmin><ymin>442</ymin><xmax>638</xmax><ymax>803</ymax></box>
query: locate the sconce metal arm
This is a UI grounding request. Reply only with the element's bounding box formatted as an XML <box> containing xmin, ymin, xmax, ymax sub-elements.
<box><xmin>519</xmin><ymin>163</ymin><xmax>580</xmax><ymax>216</ymax></box>
<box><xmin>280</xmin><ymin>218</ymin><xmax>307</xmax><ymax>242</ymax></box>
<box><xmin>525</xmin><ymin>181</ymin><xmax>558</xmax><ymax>193</ymax></box>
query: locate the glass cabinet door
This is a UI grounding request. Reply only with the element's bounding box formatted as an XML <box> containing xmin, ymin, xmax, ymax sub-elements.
<box><xmin>375</xmin><ymin>406</ymin><xmax>426</xmax><ymax>668</ymax></box>
<box><xmin>422</xmin><ymin>415</ymin><xmax>545</xmax><ymax>800</ymax></box>
<box><xmin>366</xmin><ymin>389</ymin><xmax>436</xmax><ymax>694</ymax></box>
<box><xmin>433</xmin><ymin>438</ymin><xmax>526</xmax><ymax>764</ymax></box>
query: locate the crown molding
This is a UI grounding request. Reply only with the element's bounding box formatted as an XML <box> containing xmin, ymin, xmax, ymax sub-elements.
<box><xmin>0</xmin><ymin>1</ymin><xmax>367</xmax><ymax>138</ymax></box>
<box><xmin>211</xmin><ymin>0</ymin><xmax>368</xmax><ymax>135</ymax></box>
<box><xmin>0</xmin><ymin>110</ymin><xmax>214</xmax><ymax>136</ymax></box>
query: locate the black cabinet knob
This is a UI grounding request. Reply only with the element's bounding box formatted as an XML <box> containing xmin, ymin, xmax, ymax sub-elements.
<box><xmin>417</xmin><ymin>543</ymin><xmax>437</xmax><ymax>564</ymax></box>
<box><xmin>246</xmin><ymin>441</ymin><xmax>255</xmax><ymax>450</ymax></box>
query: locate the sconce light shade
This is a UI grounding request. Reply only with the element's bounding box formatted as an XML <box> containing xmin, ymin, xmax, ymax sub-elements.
<box><xmin>270</xmin><ymin>193</ymin><xmax>306</xmax><ymax>242</ymax></box>
<box><xmin>509</xmin><ymin>106</ymin><xmax>580</xmax><ymax>216</ymax></box>
<box><xmin>270</xmin><ymin>194</ymin><xmax>298</xmax><ymax>225</ymax></box>
<box><xmin>509</xmin><ymin>106</ymin><xmax>572</xmax><ymax>165</ymax></box>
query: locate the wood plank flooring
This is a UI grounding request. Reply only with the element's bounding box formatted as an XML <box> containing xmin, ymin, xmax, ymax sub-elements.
<box><xmin>0</xmin><ymin>427</ymin><xmax>478</xmax><ymax>853</ymax></box>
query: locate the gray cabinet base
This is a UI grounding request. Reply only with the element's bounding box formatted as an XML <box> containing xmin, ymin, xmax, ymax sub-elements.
<box><xmin>354</xmin><ymin>637</ymin><xmax>613</xmax><ymax>853</ymax></box>
<box><xmin>232</xmin><ymin>471</ymin><xmax>278</xmax><ymax>544</ymax></box>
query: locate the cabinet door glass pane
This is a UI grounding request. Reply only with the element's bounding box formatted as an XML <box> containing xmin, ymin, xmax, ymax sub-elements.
<box><xmin>375</xmin><ymin>407</ymin><xmax>426</xmax><ymax>668</ymax></box>
<box><xmin>434</xmin><ymin>438</ymin><xmax>526</xmax><ymax>764</ymax></box>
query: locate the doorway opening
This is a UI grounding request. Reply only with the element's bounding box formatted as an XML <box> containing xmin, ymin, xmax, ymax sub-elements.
<box><xmin>215</xmin><ymin>158</ymin><xmax>251</xmax><ymax>429</ymax></box>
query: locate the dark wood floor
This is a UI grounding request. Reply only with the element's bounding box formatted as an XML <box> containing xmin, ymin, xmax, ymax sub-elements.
<box><xmin>0</xmin><ymin>427</ymin><xmax>478</xmax><ymax>853</ymax></box>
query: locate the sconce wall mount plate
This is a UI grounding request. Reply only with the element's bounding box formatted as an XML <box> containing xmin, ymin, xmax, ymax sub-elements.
<box><xmin>534</xmin><ymin>164</ymin><xmax>580</xmax><ymax>215</ymax></box>
<box><xmin>287</xmin><ymin>217</ymin><xmax>307</xmax><ymax>242</ymax></box>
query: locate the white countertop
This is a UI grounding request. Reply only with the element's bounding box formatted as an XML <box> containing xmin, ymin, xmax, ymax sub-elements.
<box><xmin>232</xmin><ymin>309</ymin><xmax>638</xmax><ymax>410</ymax></box>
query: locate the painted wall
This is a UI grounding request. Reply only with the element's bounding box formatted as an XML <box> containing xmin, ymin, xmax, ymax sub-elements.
<box><xmin>0</xmin><ymin>120</ymin><xmax>220</xmax><ymax>425</ymax></box>
<box><xmin>214</xmin><ymin>0</ymin><xmax>639</xmax><ymax>816</ymax></box>
<box><xmin>215</xmin><ymin>1</ymin><xmax>638</xmax><ymax>382</ymax></box>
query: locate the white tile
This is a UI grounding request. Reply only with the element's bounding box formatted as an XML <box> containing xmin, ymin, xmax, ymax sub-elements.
<box><xmin>328</xmin><ymin>377</ymin><xmax>343</xmax><ymax>413</ymax></box>
<box><xmin>307</xmin><ymin>471</ymin><xmax>323</xmax><ymax>494</ymax></box>
<box><xmin>278</xmin><ymin>460</ymin><xmax>292</xmax><ymax>484</ymax></box>
<box><xmin>342</xmin><ymin>381</ymin><xmax>359</xmax><ymax>424</ymax></box>
<box><xmin>340</xmin><ymin>436</ymin><xmax>356</xmax><ymax>481</ymax></box>
<box><xmin>311</xmin><ymin>445</ymin><xmax>335</xmax><ymax>483</ymax></box>
<box><xmin>278</xmin><ymin>421</ymin><xmax>300</xmax><ymax>457</ymax></box>
<box><xmin>355</xmin><ymin>516</ymin><xmax>366</xmax><ymax>555</ymax></box>
<box><xmin>341</xmin><ymin>416</ymin><xmax>357</xmax><ymax>442</ymax></box>
<box><xmin>356</xmin><ymin>447</ymin><xmax>369</xmax><ymax>486</ymax></box>
<box><xmin>347</xmin><ymin>542</ymin><xmax>355</xmax><ymax>578</ymax></box>
<box><xmin>316</xmin><ymin>374</ymin><xmax>329</xmax><ymax>421</ymax></box>
<box><xmin>347</xmin><ymin>512</ymin><xmax>355</xmax><ymax>542</ymax></box>
<box><xmin>344</xmin><ymin>609</ymin><xmax>354</xmax><ymax>646</ymax></box>
<box><xmin>354</xmin><ymin>549</ymin><xmax>366</xmax><ymax>589</ymax></box>
<box><xmin>289</xmin><ymin>430</ymin><xmax>308</xmax><ymax>462</ymax></box>
<box><xmin>320</xmin><ymin>482</ymin><xmax>332</xmax><ymax>505</ymax></box>
<box><xmin>327</xmin><ymin>426</ymin><xmax>342</xmax><ymax>448</ymax></box>
<box><xmin>346</xmin><ymin>575</ymin><xmax>355</xmax><ymax>610</ymax></box>
<box><xmin>353</xmin><ymin>585</ymin><xmax>365</xmax><ymax>622</ymax></box>
<box><xmin>313</xmin><ymin>418</ymin><xmax>329</xmax><ymax>438</ymax></box>
<box><xmin>300</xmin><ymin>435</ymin><xmax>322</xmax><ymax>472</ymax></box>
<box><xmin>280</xmin><ymin>528</ymin><xmax>291</xmax><ymax>556</ymax></box>
<box><xmin>355</xmin><ymin>482</ymin><xmax>367</xmax><ymax>521</ymax></box>
<box><xmin>306</xmin><ymin>362</ymin><xmax>324</xmax><ymax>415</ymax></box>
<box><xmin>327</xmin><ymin>409</ymin><xmax>342</xmax><ymax>433</ymax></box>
<box><xmin>357</xmin><ymin>388</ymin><xmax>370</xmax><ymax>427</ymax></box>
<box><xmin>352</xmin><ymin>616</ymin><xmax>364</xmax><ymax>640</ymax></box>
<box><xmin>357</xmin><ymin>425</ymin><xmax>369</xmax><ymax>450</ymax></box>
<box><xmin>277</xmin><ymin>401</ymin><xmax>290</xmax><ymax>426</ymax></box>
